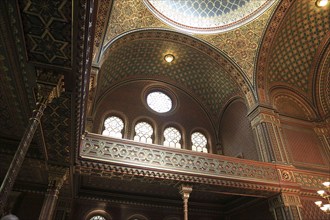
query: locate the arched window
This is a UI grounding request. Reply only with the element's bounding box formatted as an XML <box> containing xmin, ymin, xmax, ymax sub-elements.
<box><xmin>133</xmin><ymin>121</ymin><xmax>153</xmax><ymax>144</ymax></box>
<box><xmin>191</xmin><ymin>132</ymin><xmax>208</xmax><ymax>153</ymax></box>
<box><xmin>102</xmin><ymin>116</ymin><xmax>124</xmax><ymax>138</ymax></box>
<box><xmin>163</xmin><ymin>127</ymin><xmax>181</xmax><ymax>148</ymax></box>
<box><xmin>90</xmin><ymin>216</ymin><xmax>106</xmax><ymax>220</ymax></box>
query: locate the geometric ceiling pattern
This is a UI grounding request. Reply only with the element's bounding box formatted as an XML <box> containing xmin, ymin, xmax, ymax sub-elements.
<box><xmin>266</xmin><ymin>0</ymin><xmax>329</xmax><ymax>98</ymax></box>
<box><xmin>268</xmin><ymin>0</ymin><xmax>330</xmax><ymax>95</ymax></box>
<box><xmin>144</xmin><ymin>0</ymin><xmax>274</xmax><ymax>34</ymax></box>
<box><xmin>256</xmin><ymin>0</ymin><xmax>330</xmax><ymax>118</ymax></box>
<box><xmin>19</xmin><ymin>0</ymin><xmax>72</xmax><ymax>67</ymax></box>
<box><xmin>98</xmin><ymin>38</ymin><xmax>242</xmax><ymax>118</ymax></box>
<box><xmin>42</xmin><ymin>93</ymin><xmax>71</xmax><ymax>165</ymax></box>
<box><xmin>97</xmin><ymin>0</ymin><xmax>276</xmax><ymax>83</ymax></box>
<box><xmin>200</xmin><ymin>3</ymin><xmax>276</xmax><ymax>81</ymax></box>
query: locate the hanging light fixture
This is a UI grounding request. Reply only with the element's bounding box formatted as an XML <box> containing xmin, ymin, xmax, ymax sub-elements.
<box><xmin>164</xmin><ymin>54</ymin><xmax>175</xmax><ymax>63</ymax></box>
<box><xmin>315</xmin><ymin>181</ymin><xmax>330</xmax><ymax>214</ymax></box>
<box><xmin>316</xmin><ymin>0</ymin><xmax>329</xmax><ymax>7</ymax></box>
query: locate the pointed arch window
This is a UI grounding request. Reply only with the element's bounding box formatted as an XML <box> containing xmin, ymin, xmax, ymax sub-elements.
<box><xmin>133</xmin><ymin>121</ymin><xmax>153</xmax><ymax>144</ymax></box>
<box><xmin>191</xmin><ymin>132</ymin><xmax>208</xmax><ymax>153</ymax></box>
<box><xmin>163</xmin><ymin>127</ymin><xmax>181</xmax><ymax>148</ymax></box>
<box><xmin>102</xmin><ymin>116</ymin><xmax>124</xmax><ymax>138</ymax></box>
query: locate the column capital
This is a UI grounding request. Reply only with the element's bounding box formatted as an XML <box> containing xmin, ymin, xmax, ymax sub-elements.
<box><xmin>179</xmin><ymin>184</ymin><xmax>192</xmax><ymax>200</ymax></box>
<box><xmin>36</xmin><ymin>68</ymin><xmax>64</xmax><ymax>104</ymax></box>
<box><xmin>48</xmin><ymin>166</ymin><xmax>69</xmax><ymax>191</ymax></box>
<box><xmin>248</xmin><ymin>106</ymin><xmax>280</xmax><ymax>127</ymax></box>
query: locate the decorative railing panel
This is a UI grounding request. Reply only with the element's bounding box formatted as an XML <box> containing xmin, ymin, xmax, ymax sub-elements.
<box><xmin>80</xmin><ymin>133</ymin><xmax>279</xmax><ymax>183</ymax></box>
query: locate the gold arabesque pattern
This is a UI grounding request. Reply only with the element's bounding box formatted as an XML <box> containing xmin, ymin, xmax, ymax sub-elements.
<box><xmin>102</xmin><ymin>0</ymin><xmax>276</xmax><ymax>83</ymax></box>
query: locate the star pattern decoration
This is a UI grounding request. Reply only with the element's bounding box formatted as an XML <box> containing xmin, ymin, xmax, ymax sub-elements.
<box><xmin>29</xmin><ymin>31</ymin><xmax>68</xmax><ymax>63</ymax></box>
<box><xmin>23</xmin><ymin>0</ymin><xmax>67</xmax><ymax>25</ymax></box>
<box><xmin>19</xmin><ymin>0</ymin><xmax>71</xmax><ymax>67</ymax></box>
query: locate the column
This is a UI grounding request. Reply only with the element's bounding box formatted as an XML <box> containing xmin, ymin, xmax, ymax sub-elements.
<box><xmin>248</xmin><ymin>106</ymin><xmax>291</xmax><ymax>163</ymax></box>
<box><xmin>179</xmin><ymin>184</ymin><xmax>192</xmax><ymax>220</ymax></box>
<box><xmin>0</xmin><ymin>73</ymin><xmax>64</xmax><ymax>215</ymax></box>
<box><xmin>268</xmin><ymin>193</ymin><xmax>303</xmax><ymax>220</ymax></box>
<box><xmin>39</xmin><ymin>166</ymin><xmax>68</xmax><ymax>220</ymax></box>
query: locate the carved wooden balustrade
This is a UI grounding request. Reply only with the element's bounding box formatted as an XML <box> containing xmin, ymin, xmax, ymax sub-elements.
<box><xmin>78</xmin><ymin>133</ymin><xmax>329</xmax><ymax>197</ymax></box>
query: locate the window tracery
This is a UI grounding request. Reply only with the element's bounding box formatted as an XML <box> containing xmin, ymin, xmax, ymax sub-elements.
<box><xmin>191</xmin><ymin>132</ymin><xmax>208</xmax><ymax>153</ymax></box>
<box><xmin>102</xmin><ymin>116</ymin><xmax>124</xmax><ymax>138</ymax></box>
<box><xmin>163</xmin><ymin>127</ymin><xmax>181</xmax><ymax>148</ymax></box>
<box><xmin>133</xmin><ymin>121</ymin><xmax>153</xmax><ymax>144</ymax></box>
<box><xmin>90</xmin><ymin>216</ymin><xmax>106</xmax><ymax>220</ymax></box>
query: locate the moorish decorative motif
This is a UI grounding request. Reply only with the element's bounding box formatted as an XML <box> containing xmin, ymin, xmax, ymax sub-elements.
<box><xmin>257</xmin><ymin>0</ymin><xmax>330</xmax><ymax>105</ymax></box>
<box><xmin>42</xmin><ymin>93</ymin><xmax>71</xmax><ymax>164</ymax></box>
<box><xmin>144</xmin><ymin>0</ymin><xmax>275</xmax><ymax>34</ymax></box>
<box><xmin>99</xmin><ymin>0</ymin><xmax>276</xmax><ymax>83</ymax></box>
<box><xmin>19</xmin><ymin>0</ymin><xmax>72</xmax><ymax>67</ymax></box>
<box><xmin>98</xmin><ymin>30</ymin><xmax>256</xmax><ymax>118</ymax></box>
<box><xmin>80</xmin><ymin>133</ymin><xmax>279</xmax><ymax>183</ymax></box>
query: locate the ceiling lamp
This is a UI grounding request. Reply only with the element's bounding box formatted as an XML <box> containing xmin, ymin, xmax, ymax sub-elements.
<box><xmin>164</xmin><ymin>54</ymin><xmax>174</xmax><ymax>63</ymax></box>
<box><xmin>316</xmin><ymin>0</ymin><xmax>329</xmax><ymax>7</ymax></box>
<box><xmin>315</xmin><ymin>181</ymin><xmax>330</xmax><ymax>214</ymax></box>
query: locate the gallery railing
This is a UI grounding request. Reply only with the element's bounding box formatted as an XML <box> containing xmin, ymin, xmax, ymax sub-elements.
<box><xmin>79</xmin><ymin>133</ymin><xmax>329</xmax><ymax>193</ymax></box>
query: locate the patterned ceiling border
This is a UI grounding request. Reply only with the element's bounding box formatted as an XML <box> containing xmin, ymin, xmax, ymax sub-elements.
<box><xmin>313</xmin><ymin>33</ymin><xmax>330</xmax><ymax>119</ymax></box>
<box><xmin>73</xmin><ymin>0</ymin><xmax>97</xmax><ymax>163</ymax></box>
<box><xmin>92</xmin><ymin>0</ymin><xmax>113</xmax><ymax>63</ymax></box>
<box><xmin>255</xmin><ymin>0</ymin><xmax>294</xmax><ymax>103</ymax></box>
<box><xmin>99</xmin><ymin>28</ymin><xmax>257</xmax><ymax>110</ymax></box>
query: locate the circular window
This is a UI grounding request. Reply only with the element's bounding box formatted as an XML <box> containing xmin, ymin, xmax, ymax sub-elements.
<box><xmin>146</xmin><ymin>91</ymin><xmax>172</xmax><ymax>113</ymax></box>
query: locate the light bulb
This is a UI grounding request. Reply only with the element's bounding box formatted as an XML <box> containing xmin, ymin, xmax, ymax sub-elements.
<box><xmin>322</xmin><ymin>181</ymin><xmax>330</xmax><ymax>187</ymax></box>
<box><xmin>317</xmin><ymin>190</ymin><xmax>325</xmax><ymax>195</ymax></box>
<box><xmin>164</xmin><ymin>54</ymin><xmax>174</xmax><ymax>63</ymax></box>
<box><xmin>316</xmin><ymin>0</ymin><xmax>329</xmax><ymax>7</ymax></box>
<box><xmin>315</xmin><ymin>201</ymin><xmax>323</xmax><ymax>206</ymax></box>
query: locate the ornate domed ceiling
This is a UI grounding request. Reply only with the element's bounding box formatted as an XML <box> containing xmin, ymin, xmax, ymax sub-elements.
<box><xmin>143</xmin><ymin>0</ymin><xmax>275</xmax><ymax>34</ymax></box>
<box><xmin>96</xmin><ymin>30</ymin><xmax>254</xmax><ymax>119</ymax></box>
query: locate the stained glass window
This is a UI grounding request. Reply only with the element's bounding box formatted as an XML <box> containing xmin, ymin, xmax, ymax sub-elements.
<box><xmin>90</xmin><ymin>216</ymin><xmax>106</xmax><ymax>220</ymax></box>
<box><xmin>191</xmin><ymin>132</ymin><xmax>208</xmax><ymax>153</ymax></box>
<box><xmin>102</xmin><ymin>116</ymin><xmax>124</xmax><ymax>138</ymax></box>
<box><xmin>163</xmin><ymin>127</ymin><xmax>181</xmax><ymax>148</ymax></box>
<box><xmin>147</xmin><ymin>91</ymin><xmax>172</xmax><ymax>113</ymax></box>
<box><xmin>134</xmin><ymin>122</ymin><xmax>153</xmax><ymax>144</ymax></box>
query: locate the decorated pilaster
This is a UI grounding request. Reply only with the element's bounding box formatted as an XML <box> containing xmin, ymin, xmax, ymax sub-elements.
<box><xmin>86</xmin><ymin>66</ymin><xmax>99</xmax><ymax>132</ymax></box>
<box><xmin>0</xmin><ymin>73</ymin><xmax>64</xmax><ymax>215</ymax></box>
<box><xmin>248</xmin><ymin>106</ymin><xmax>291</xmax><ymax>163</ymax></box>
<box><xmin>268</xmin><ymin>193</ymin><xmax>303</xmax><ymax>220</ymax></box>
<box><xmin>179</xmin><ymin>184</ymin><xmax>192</xmax><ymax>220</ymax></box>
<box><xmin>38</xmin><ymin>166</ymin><xmax>68</xmax><ymax>220</ymax></box>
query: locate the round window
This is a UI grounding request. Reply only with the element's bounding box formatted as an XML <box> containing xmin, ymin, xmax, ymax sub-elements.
<box><xmin>146</xmin><ymin>91</ymin><xmax>172</xmax><ymax>113</ymax></box>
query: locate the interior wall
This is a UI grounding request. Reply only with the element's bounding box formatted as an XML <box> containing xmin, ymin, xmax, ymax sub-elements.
<box><xmin>220</xmin><ymin>100</ymin><xmax>258</xmax><ymax>160</ymax></box>
<box><xmin>282</xmin><ymin>122</ymin><xmax>329</xmax><ymax>169</ymax></box>
<box><xmin>300</xmin><ymin>197</ymin><xmax>329</xmax><ymax>220</ymax></box>
<box><xmin>92</xmin><ymin>80</ymin><xmax>216</xmax><ymax>152</ymax></box>
<box><xmin>226</xmin><ymin>199</ymin><xmax>272</xmax><ymax>220</ymax></box>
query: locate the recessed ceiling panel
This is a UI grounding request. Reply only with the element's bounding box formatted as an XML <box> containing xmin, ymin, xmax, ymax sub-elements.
<box><xmin>143</xmin><ymin>0</ymin><xmax>275</xmax><ymax>34</ymax></box>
